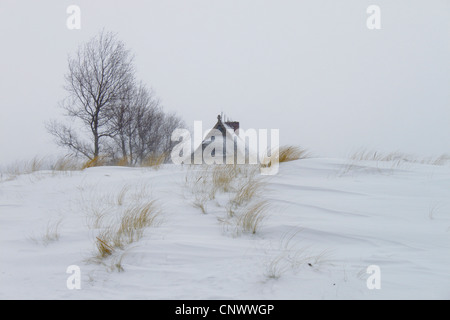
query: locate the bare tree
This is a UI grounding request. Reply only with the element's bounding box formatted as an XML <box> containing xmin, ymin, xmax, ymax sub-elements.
<box><xmin>48</xmin><ymin>30</ymin><xmax>135</xmax><ymax>160</ymax></box>
<box><xmin>48</xmin><ymin>30</ymin><xmax>185</xmax><ymax>165</ymax></box>
<box><xmin>46</xmin><ymin>120</ymin><xmax>94</xmax><ymax>159</ymax></box>
<box><xmin>106</xmin><ymin>83</ymin><xmax>185</xmax><ymax>165</ymax></box>
<box><xmin>106</xmin><ymin>81</ymin><xmax>137</xmax><ymax>162</ymax></box>
<box><xmin>106</xmin><ymin>83</ymin><xmax>157</xmax><ymax>164</ymax></box>
<box><xmin>158</xmin><ymin>112</ymin><xmax>186</xmax><ymax>162</ymax></box>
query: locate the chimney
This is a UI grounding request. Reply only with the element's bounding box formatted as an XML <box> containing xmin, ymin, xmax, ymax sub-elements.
<box><xmin>225</xmin><ymin>120</ymin><xmax>239</xmax><ymax>134</ymax></box>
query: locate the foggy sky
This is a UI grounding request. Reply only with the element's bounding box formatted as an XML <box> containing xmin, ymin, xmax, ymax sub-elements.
<box><xmin>0</xmin><ymin>0</ymin><xmax>449</xmax><ymax>165</ymax></box>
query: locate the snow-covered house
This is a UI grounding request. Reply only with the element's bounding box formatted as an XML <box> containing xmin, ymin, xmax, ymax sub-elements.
<box><xmin>191</xmin><ymin>114</ymin><xmax>251</xmax><ymax>164</ymax></box>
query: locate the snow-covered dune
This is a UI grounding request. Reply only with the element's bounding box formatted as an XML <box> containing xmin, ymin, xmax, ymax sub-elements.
<box><xmin>0</xmin><ymin>158</ymin><xmax>449</xmax><ymax>299</ymax></box>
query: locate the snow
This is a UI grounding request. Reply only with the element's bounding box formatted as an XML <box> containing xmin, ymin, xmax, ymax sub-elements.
<box><xmin>0</xmin><ymin>158</ymin><xmax>449</xmax><ymax>300</ymax></box>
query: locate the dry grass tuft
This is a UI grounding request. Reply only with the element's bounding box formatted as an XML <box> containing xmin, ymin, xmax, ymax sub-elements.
<box><xmin>185</xmin><ymin>166</ymin><xmax>215</xmax><ymax>202</ymax></box>
<box><xmin>260</xmin><ymin>145</ymin><xmax>310</xmax><ymax>170</ymax></box>
<box><xmin>231</xmin><ymin>178</ymin><xmax>265</xmax><ymax>207</ymax></box>
<box><xmin>184</xmin><ymin>163</ymin><xmax>270</xmax><ymax>235</ymax></box>
<box><xmin>263</xmin><ymin>229</ymin><xmax>333</xmax><ymax>280</ymax></box>
<box><xmin>91</xmin><ymin>201</ymin><xmax>161</xmax><ymax>259</ymax></box>
<box><xmin>211</xmin><ymin>165</ymin><xmax>238</xmax><ymax>193</ymax></box>
<box><xmin>117</xmin><ymin>201</ymin><xmax>161</xmax><ymax>243</ymax></box>
<box><xmin>340</xmin><ymin>149</ymin><xmax>450</xmax><ymax>177</ymax></box>
<box><xmin>431</xmin><ymin>154</ymin><xmax>450</xmax><ymax>166</ymax></box>
<box><xmin>0</xmin><ymin>155</ymin><xmax>83</xmax><ymax>182</ymax></box>
<box><xmin>235</xmin><ymin>200</ymin><xmax>270</xmax><ymax>235</ymax></box>
<box><xmin>51</xmin><ymin>155</ymin><xmax>82</xmax><ymax>171</ymax></box>
<box><xmin>30</xmin><ymin>219</ymin><xmax>62</xmax><ymax>246</ymax></box>
<box><xmin>193</xmin><ymin>193</ymin><xmax>209</xmax><ymax>214</ymax></box>
<box><xmin>141</xmin><ymin>153</ymin><xmax>167</xmax><ymax>169</ymax></box>
<box><xmin>185</xmin><ymin>164</ymin><xmax>263</xmax><ymax>214</ymax></box>
<box><xmin>116</xmin><ymin>185</ymin><xmax>130</xmax><ymax>206</ymax></box>
<box><xmin>116</xmin><ymin>157</ymin><xmax>130</xmax><ymax>167</ymax></box>
<box><xmin>82</xmin><ymin>156</ymin><xmax>107</xmax><ymax>169</ymax></box>
<box><xmin>93</xmin><ymin>210</ymin><xmax>107</xmax><ymax>229</ymax></box>
<box><xmin>350</xmin><ymin>149</ymin><xmax>450</xmax><ymax>166</ymax></box>
<box><xmin>83</xmin><ymin>183</ymin><xmax>162</xmax><ymax>269</ymax></box>
<box><xmin>92</xmin><ymin>200</ymin><xmax>161</xmax><ymax>260</ymax></box>
<box><xmin>109</xmin><ymin>252</ymin><xmax>127</xmax><ymax>272</ymax></box>
<box><xmin>95</xmin><ymin>235</ymin><xmax>115</xmax><ymax>258</ymax></box>
<box><xmin>2</xmin><ymin>156</ymin><xmax>46</xmax><ymax>178</ymax></box>
<box><xmin>29</xmin><ymin>157</ymin><xmax>45</xmax><ymax>172</ymax></box>
<box><xmin>278</xmin><ymin>146</ymin><xmax>310</xmax><ymax>163</ymax></box>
